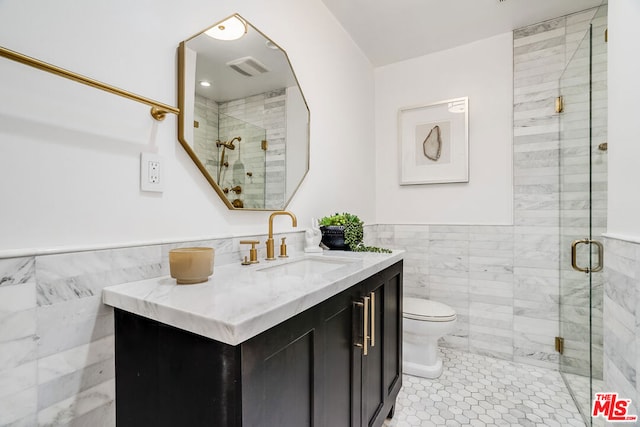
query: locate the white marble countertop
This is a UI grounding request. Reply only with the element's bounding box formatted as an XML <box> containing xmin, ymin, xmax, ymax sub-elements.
<box><xmin>102</xmin><ymin>250</ymin><xmax>404</xmax><ymax>346</ymax></box>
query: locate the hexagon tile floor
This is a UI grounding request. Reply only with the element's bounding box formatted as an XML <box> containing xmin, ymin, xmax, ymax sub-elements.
<box><xmin>383</xmin><ymin>348</ymin><xmax>586</xmax><ymax>427</ymax></box>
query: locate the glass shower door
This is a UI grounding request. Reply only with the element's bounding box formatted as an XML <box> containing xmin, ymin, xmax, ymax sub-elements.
<box><xmin>558</xmin><ymin>5</ymin><xmax>607</xmax><ymax>426</ymax></box>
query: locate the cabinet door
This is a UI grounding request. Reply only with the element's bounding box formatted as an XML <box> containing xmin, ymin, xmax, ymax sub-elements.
<box><xmin>114</xmin><ymin>309</ymin><xmax>242</xmax><ymax>427</ymax></box>
<box><xmin>241</xmin><ymin>308</ymin><xmax>318</xmax><ymax>427</ymax></box>
<box><xmin>318</xmin><ymin>285</ymin><xmax>362</xmax><ymax>427</ymax></box>
<box><xmin>361</xmin><ymin>261</ymin><xmax>403</xmax><ymax>427</ymax></box>
<box><xmin>381</xmin><ymin>262</ymin><xmax>403</xmax><ymax>416</ymax></box>
<box><xmin>361</xmin><ymin>275</ymin><xmax>385</xmax><ymax>427</ymax></box>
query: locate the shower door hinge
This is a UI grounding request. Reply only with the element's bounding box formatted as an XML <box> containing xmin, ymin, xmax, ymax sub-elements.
<box><xmin>555</xmin><ymin>336</ymin><xmax>564</xmax><ymax>354</ymax></box>
<box><xmin>555</xmin><ymin>96</ymin><xmax>564</xmax><ymax>113</ymax></box>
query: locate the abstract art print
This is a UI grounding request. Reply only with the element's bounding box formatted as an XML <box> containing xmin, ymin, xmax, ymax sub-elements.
<box><xmin>398</xmin><ymin>97</ymin><xmax>468</xmax><ymax>185</ymax></box>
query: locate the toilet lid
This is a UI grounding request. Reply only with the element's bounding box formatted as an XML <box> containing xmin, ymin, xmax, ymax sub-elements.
<box><xmin>403</xmin><ymin>297</ymin><xmax>457</xmax><ymax>322</ymax></box>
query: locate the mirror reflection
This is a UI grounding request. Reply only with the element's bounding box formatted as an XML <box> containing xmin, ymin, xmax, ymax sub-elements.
<box><xmin>178</xmin><ymin>14</ymin><xmax>310</xmax><ymax>210</ymax></box>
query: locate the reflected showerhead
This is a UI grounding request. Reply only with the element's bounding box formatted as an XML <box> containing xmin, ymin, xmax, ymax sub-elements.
<box><xmin>216</xmin><ymin>136</ymin><xmax>241</xmax><ymax>150</ymax></box>
<box><xmin>216</xmin><ymin>140</ymin><xmax>235</xmax><ymax>150</ymax></box>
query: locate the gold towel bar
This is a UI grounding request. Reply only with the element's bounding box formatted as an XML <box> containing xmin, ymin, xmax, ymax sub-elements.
<box><xmin>0</xmin><ymin>46</ymin><xmax>179</xmax><ymax>121</ymax></box>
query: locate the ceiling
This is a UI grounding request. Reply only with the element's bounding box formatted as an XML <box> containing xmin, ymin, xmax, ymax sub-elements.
<box><xmin>320</xmin><ymin>0</ymin><xmax>604</xmax><ymax>67</ymax></box>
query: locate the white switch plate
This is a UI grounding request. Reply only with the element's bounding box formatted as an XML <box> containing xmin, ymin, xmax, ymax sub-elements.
<box><xmin>140</xmin><ymin>153</ymin><xmax>164</xmax><ymax>192</ymax></box>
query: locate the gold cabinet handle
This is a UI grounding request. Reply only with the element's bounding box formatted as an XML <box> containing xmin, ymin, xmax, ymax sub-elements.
<box><xmin>571</xmin><ymin>238</ymin><xmax>604</xmax><ymax>273</ymax></box>
<box><xmin>353</xmin><ymin>297</ymin><xmax>370</xmax><ymax>356</ymax></box>
<box><xmin>363</xmin><ymin>296</ymin><xmax>369</xmax><ymax>356</ymax></box>
<box><xmin>370</xmin><ymin>291</ymin><xmax>375</xmax><ymax>348</ymax></box>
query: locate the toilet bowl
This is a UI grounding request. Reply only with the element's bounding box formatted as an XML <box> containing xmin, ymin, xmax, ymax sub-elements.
<box><xmin>403</xmin><ymin>297</ymin><xmax>457</xmax><ymax>379</ymax></box>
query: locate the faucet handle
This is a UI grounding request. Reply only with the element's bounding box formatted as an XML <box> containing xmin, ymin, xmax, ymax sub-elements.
<box><xmin>279</xmin><ymin>237</ymin><xmax>288</xmax><ymax>258</ymax></box>
<box><xmin>240</xmin><ymin>240</ymin><xmax>260</xmax><ymax>264</ymax></box>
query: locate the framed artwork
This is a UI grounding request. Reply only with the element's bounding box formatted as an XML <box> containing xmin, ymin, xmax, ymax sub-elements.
<box><xmin>398</xmin><ymin>97</ymin><xmax>468</xmax><ymax>185</ymax></box>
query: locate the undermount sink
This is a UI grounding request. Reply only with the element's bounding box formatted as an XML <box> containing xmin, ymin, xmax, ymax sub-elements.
<box><xmin>257</xmin><ymin>256</ymin><xmax>355</xmax><ymax>278</ymax></box>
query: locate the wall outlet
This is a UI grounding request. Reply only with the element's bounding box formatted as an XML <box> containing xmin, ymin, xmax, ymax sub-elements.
<box><xmin>140</xmin><ymin>153</ymin><xmax>164</xmax><ymax>192</ymax></box>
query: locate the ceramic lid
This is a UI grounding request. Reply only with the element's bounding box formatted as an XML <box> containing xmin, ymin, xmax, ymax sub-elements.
<box><xmin>403</xmin><ymin>297</ymin><xmax>456</xmax><ymax>322</ymax></box>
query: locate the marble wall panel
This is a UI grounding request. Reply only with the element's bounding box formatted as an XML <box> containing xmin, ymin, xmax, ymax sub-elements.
<box><xmin>35</xmin><ymin>246</ymin><xmax>162</xmax><ymax>307</ymax></box>
<box><xmin>0</xmin><ymin>264</ymin><xmax>38</xmax><ymax>426</ymax></box>
<box><xmin>367</xmin><ymin>224</ymin><xmax>429</xmax><ymax>299</ymax></box>
<box><xmin>603</xmin><ymin>236</ymin><xmax>640</xmax><ymax>416</ymax></box>
<box><xmin>0</xmin><ymin>257</ymin><xmax>35</xmax><ymax>287</ymax></box>
<box><xmin>468</xmin><ymin>226</ymin><xmax>514</xmax><ymax>360</ymax></box>
<box><xmin>0</xmin><ymin>232</ymin><xmax>305</xmax><ymax>425</ymax></box>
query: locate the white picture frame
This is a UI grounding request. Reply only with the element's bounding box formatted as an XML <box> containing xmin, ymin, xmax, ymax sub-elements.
<box><xmin>398</xmin><ymin>97</ymin><xmax>469</xmax><ymax>185</ymax></box>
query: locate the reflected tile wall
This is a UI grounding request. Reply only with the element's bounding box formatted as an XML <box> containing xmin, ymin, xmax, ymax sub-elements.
<box><xmin>0</xmin><ymin>232</ymin><xmax>304</xmax><ymax>426</ymax></box>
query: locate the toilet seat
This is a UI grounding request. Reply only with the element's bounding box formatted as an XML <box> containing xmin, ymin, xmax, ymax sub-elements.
<box><xmin>403</xmin><ymin>297</ymin><xmax>456</xmax><ymax>322</ymax></box>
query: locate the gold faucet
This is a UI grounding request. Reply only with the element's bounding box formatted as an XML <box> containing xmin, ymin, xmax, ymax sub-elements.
<box><xmin>266</xmin><ymin>211</ymin><xmax>297</xmax><ymax>260</ymax></box>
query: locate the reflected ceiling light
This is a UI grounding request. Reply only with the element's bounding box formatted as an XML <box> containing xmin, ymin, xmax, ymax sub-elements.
<box><xmin>265</xmin><ymin>40</ymin><xmax>280</xmax><ymax>50</ymax></box>
<box><xmin>199</xmin><ymin>81</ymin><xmax>211</xmax><ymax>87</ymax></box>
<box><xmin>205</xmin><ymin>16</ymin><xmax>247</xmax><ymax>41</ymax></box>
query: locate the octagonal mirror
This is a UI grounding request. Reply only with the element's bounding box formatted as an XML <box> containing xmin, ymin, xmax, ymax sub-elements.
<box><xmin>178</xmin><ymin>14</ymin><xmax>310</xmax><ymax>210</ymax></box>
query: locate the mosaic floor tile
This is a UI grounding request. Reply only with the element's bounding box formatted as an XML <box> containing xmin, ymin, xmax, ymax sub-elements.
<box><xmin>384</xmin><ymin>348</ymin><xmax>586</xmax><ymax>427</ymax></box>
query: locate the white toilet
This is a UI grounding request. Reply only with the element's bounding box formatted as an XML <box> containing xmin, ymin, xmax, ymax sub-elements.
<box><xmin>403</xmin><ymin>297</ymin><xmax>457</xmax><ymax>379</ymax></box>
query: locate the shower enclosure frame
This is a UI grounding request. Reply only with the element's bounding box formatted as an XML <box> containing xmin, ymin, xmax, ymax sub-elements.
<box><xmin>557</xmin><ymin>4</ymin><xmax>608</xmax><ymax>426</ymax></box>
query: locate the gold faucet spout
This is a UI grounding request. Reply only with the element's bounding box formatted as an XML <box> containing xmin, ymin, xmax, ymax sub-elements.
<box><xmin>266</xmin><ymin>211</ymin><xmax>297</xmax><ymax>260</ymax></box>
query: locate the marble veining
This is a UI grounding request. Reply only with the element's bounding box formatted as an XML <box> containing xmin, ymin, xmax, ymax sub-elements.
<box><xmin>37</xmin><ymin>379</ymin><xmax>115</xmax><ymax>426</ymax></box>
<box><xmin>0</xmin><ymin>257</ymin><xmax>35</xmax><ymax>287</ymax></box>
<box><xmin>36</xmin><ymin>247</ymin><xmax>163</xmax><ymax>306</ymax></box>
<box><xmin>103</xmin><ymin>251</ymin><xmax>403</xmax><ymax>346</ymax></box>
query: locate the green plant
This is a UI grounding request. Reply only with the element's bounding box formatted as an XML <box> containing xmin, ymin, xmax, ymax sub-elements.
<box><xmin>319</xmin><ymin>212</ymin><xmax>391</xmax><ymax>253</ymax></box>
<box><xmin>318</xmin><ymin>212</ymin><xmax>361</xmax><ymax>226</ymax></box>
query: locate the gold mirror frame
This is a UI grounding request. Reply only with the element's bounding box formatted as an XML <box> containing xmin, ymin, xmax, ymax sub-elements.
<box><xmin>177</xmin><ymin>14</ymin><xmax>310</xmax><ymax>211</ymax></box>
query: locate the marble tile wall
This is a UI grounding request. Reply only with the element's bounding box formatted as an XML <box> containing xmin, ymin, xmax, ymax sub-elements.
<box><xmin>602</xmin><ymin>236</ymin><xmax>640</xmax><ymax>420</ymax></box>
<box><xmin>369</xmin><ymin>6</ymin><xmax>605</xmax><ymax>372</ymax></box>
<box><xmin>369</xmin><ymin>224</ymin><xmax>518</xmax><ymax>363</ymax></box>
<box><xmin>0</xmin><ymin>232</ymin><xmax>304</xmax><ymax>426</ymax></box>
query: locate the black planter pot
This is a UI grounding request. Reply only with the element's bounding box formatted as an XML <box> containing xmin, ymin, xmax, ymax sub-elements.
<box><xmin>320</xmin><ymin>225</ymin><xmax>350</xmax><ymax>250</ymax></box>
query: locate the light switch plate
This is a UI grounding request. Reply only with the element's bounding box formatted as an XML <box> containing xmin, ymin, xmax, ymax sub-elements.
<box><xmin>140</xmin><ymin>153</ymin><xmax>164</xmax><ymax>192</ymax></box>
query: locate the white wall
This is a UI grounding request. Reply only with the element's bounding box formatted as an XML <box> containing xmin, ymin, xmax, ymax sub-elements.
<box><xmin>607</xmin><ymin>0</ymin><xmax>640</xmax><ymax>240</ymax></box>
<box><xmin>0</xmin><ymin>0</ymin><xmax>375</xmax><ymax>253</ymax></box>
<box><xmin>374</xmin><ymin>32</ymin><xmax>513</xmax><ymax>225</ymax></box>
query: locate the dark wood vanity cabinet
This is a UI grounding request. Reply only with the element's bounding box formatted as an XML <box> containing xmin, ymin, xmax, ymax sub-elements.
<box><xmin>360</xmin><ymin>265</ymin><xmax>403</xmax><ymax>427</ymax></box>
<box><xmin>114</xmin><ymin>261</ymin><xmax>402</xmax><ymax>427</ymax></box>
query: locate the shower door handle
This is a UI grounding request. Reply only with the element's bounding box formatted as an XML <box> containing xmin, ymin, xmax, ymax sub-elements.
<box><xmin>591</xmin><ymin>240</ymin><xmax>604</xmax><ymax>272</ymax></box>
<box><xmin>571</xmin><ymin>239</ymin><xmax>604</xmax><ymax>273</ymax></box>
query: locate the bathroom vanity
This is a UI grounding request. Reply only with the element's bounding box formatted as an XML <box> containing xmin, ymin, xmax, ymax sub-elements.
<box><xmin>103</xmin><ymin>251</ymin><xmax>403</xmax><ymax>427</ymax></box>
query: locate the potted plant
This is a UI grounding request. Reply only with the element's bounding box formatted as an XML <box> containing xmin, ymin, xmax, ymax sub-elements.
<box><xmin>318</xmin><ymin>212</ymin><xmax>391</xmax><ymax>253</ymax></box>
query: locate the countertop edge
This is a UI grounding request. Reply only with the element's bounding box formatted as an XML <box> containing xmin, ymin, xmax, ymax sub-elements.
<box><xmin>103</xmin><ymin>251</ymin><xmax>404</xmax><ymax>346</ymax></box>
